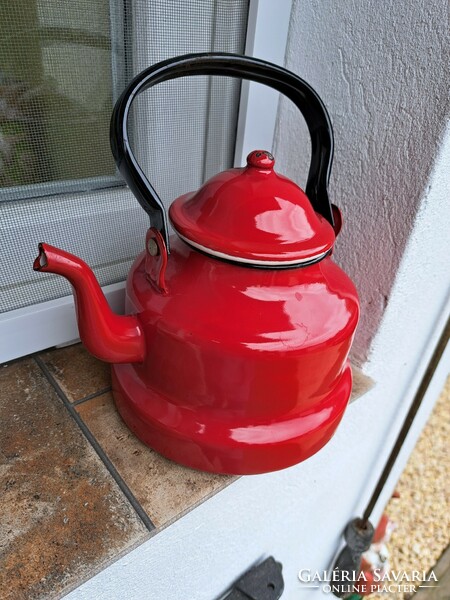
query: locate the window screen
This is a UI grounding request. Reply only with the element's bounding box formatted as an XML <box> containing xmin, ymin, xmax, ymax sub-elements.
<box><xmin>0</xmin><ymin>0</ymin><xmax>249</xmax><ymax>313</ymax></box>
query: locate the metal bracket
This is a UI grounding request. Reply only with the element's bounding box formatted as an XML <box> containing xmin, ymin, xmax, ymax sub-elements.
<box><xmin>144</xmin><ymin>227</ymin><xmax>168</xmax><ymax>294</ymax></box>
<box><xmin>221</xmin><ymin>557</ymin><xmax>284</xmax><ymax>600</ymax></box>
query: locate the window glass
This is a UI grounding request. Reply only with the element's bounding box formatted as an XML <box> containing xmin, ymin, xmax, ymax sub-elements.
<box><xmin>0</xmin><ymin>0</ymin><xmax>116</xmax><ymax>195</ymax></box>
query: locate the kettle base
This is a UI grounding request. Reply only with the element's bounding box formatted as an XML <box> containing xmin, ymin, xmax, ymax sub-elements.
<box><xmin>111</xmin><ymin>363</ymin><xmax>352</xmax><ymax>475</ymax></box>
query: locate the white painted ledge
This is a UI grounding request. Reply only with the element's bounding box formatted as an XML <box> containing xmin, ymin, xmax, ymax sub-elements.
<box><xmin>0</xmin><ymin>282</ymin><xmax>125</xmax><ymax>364</ymax></box>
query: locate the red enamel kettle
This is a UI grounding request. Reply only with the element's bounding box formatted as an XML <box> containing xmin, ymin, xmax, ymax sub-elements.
<box><xmin>34</xmin><ymin>54</ymin><xmax>359</xmax><ymax>474</ymax></box>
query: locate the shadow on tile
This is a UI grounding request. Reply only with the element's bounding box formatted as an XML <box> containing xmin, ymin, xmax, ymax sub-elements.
<box><xmin>40</xmin><ymin>344</ymin><xmax>111</xmax><ymax>403</ymax></box>
<box><xmin>77</xmin><ymin>393</ymin><xmax>234</xmax><ymax>528</ymax></box>
<box><xmin>350</xmin><ymin>366</ymin><xmax>375</xmax><ymax>403</ymax></box>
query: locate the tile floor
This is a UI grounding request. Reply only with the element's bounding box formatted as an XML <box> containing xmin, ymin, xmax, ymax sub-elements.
<box><xmin>0</xmin><ymin>344</ymin><xmax>232</xmax><ymax>600</ymax></box>
<box><xmin>0</xmin><ymin>343</ymin><xmax>371</xmax><ymax>600</ymax></box>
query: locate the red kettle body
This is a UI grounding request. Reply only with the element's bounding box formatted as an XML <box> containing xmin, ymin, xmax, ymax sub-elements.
<box><xmin>34</xmin><ymin>54</ymin><xmax>359</xmax><ymax>475</ymax></box>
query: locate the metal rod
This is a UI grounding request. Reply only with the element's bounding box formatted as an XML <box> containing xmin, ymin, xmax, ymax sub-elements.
<box><xmin>362</xmin><ymin>317</ymin><xmax>450</xmax><ymax>523</ymax></box>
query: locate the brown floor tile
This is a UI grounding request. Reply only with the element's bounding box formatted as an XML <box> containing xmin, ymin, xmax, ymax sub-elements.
<box><xmin>0</xmin><ymin>359</ymin><xmax>148</xmax><ymax>600</ymax></box>
<box><xmin>77</xmin><ymin>393</ymin><xmax>233</xmax><ymax>528</ymax></box>
<box><xmin>39</xmin><ymin>343</ymin><xmax>111</xmax><ymax>403</ymax></box>
<box><xmin>350</xmin><ymin>366</ymin><xmax>374</xmax><ymax>403</ymax></box>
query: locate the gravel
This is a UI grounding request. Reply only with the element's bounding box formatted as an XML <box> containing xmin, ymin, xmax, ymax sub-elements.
<box><xmin>369</xmin><ymin>375</ymin><xmax>450</xmax><ymax>599</ymax></box>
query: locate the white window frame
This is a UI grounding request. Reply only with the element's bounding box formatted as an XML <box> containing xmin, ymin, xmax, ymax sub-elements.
<box><xmin>0</xmin><ymin>0</ymin><xmax>293</xmax><ymax>363</ymax></box>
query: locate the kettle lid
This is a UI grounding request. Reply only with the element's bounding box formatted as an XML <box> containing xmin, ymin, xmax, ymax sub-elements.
<box><xmin>169</xmin><ymin>150</ymin><xmax>335</xmax><ymax>266</ymax></box>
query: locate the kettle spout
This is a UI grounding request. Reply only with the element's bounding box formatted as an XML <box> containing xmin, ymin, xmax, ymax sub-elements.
<box><xmin>33</xmin><ymin>243</ymin><xmax>145</xmax><ymax>363</ymax></box>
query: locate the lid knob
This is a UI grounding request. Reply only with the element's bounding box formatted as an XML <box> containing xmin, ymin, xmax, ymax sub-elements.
<box><xmin>246</xmin><ymin>150</ymin><xmax>275</xmax><ymax>170</ymax></box>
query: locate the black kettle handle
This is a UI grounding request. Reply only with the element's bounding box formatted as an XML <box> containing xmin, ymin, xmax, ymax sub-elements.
<box><xmin>110</xmin><ymin>52</ymin><xmax>334</xmax><ymax>250</ymax></box>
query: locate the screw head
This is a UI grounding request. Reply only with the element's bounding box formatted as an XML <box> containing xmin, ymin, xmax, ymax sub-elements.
<box><xmin>147</xmin><ymin>238</ymin><xmax>159</xmax><ymax>256</ymax></box>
